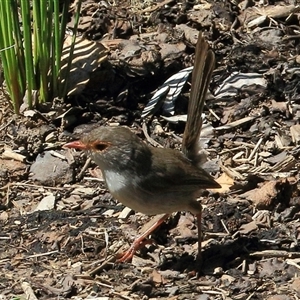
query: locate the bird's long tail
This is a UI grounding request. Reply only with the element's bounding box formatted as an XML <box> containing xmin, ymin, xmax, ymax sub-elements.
<box><xmin>182</xmin><ymin>33</ymin><xmax>215</xmax><ymax>164</ymax></box>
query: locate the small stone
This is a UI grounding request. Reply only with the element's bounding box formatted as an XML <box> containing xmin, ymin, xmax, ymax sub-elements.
<box><xmin>30</xmin><ymin>151</ymin><xmax>74</xmax><ymax>186</ymax></box>
<box><xmin>34</xmin><ymin>194</ymin><xmax>55</xmax><ymax>211</ymax></box>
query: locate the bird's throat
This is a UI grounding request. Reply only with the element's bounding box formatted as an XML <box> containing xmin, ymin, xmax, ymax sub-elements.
<box><xmin>103</xmin><ymin>169</ymin><xmax>129</xmax><ymax>195</ymax></box>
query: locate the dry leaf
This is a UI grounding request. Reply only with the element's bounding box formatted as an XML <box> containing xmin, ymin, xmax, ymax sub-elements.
<box><xmin>213</xmin><ymin>173</ymin><xmax>234</xmax><ymax>193</ymax></box>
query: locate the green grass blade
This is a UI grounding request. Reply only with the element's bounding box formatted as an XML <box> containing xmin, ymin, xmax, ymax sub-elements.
<box><xmin>0</xmin><ymin>0</ymin><xmax>22</xmax><ymax>113</ymax></box>
<box><xmin>20</xmin><ymin>0</ymin><xmax>35</xmax><ymax>107</ymax></box>
<box><xmin>61</xmin><ymin>0</ymin><xmax>82</xmax><ymax>97</ymax></box>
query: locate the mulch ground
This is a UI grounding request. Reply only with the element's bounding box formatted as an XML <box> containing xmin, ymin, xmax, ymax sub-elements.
<box><xmin>1</xmin><ymin>0</ymin><xmax>300</xmax><ymax>299</ymax></box>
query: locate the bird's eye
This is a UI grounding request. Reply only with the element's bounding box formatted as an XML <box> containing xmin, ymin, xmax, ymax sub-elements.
<box><xmin>92</xmin><ymin>142</ymin><xmax>110</xmax><ymax>151</ymax></box>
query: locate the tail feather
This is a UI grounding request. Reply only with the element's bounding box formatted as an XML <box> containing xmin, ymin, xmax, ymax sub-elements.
<box><xmin>182</xmin><ymin>33</ymin><xmax>215</xmax><ymax>163</ymax></box>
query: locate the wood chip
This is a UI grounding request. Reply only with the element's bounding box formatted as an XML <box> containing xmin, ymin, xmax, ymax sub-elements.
<box><xmin>2</xmin><ymin>149</ymin><xmax>26</xmax><ymax>162</ymax></box>
<box><xmin>118</xmin><ymin>207</ymin><xmax>133</xmax><ymax>219</ymax></box>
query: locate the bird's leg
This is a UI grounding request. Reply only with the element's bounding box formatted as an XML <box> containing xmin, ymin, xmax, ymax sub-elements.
<box><xmin>196</xmin><ymin>205</ymin><xmax>203</xmax><ymax>264</ymax></box>
<box><xmin>117</xmin><ymin>214</ymin><xmax>170</xmax><ymax>263</ymax></box>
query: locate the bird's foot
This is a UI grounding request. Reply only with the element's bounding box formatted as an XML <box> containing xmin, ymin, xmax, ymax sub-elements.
<box><xmin>116</xmin><ymin>239</ymin><xmax>154</xmax><ymax>263</ymax></box>
<box><xmin>116</xmin><ymin>214</ymin><xmax>169</xmax><ymax>263</ymax></box>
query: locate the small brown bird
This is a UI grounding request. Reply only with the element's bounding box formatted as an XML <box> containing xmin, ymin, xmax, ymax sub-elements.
<box><xmin>65</xmin><ymin>32</ymin><xmax>220</xmax><ymax>262</ymax></box>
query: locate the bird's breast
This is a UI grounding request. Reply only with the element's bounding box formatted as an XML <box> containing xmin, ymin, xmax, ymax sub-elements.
<box><xmin>103</xmin><ymin>169</ymin><xmax>151</xmax><ymax>213</ymax></box>
<box><xmin>102</xmin><ymin>169</ymin><xmax>200</xmax><ymax>215</ymax></box>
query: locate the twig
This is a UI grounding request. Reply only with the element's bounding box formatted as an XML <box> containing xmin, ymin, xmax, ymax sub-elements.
<box><xmin>83</xmin><ymin>176</ymin><xmax>105</xmax><ymax>182</ymax></box>
<box><xmin>248</xmin><ymin>137</ymin><xmax>263</xmax><ymax>161</ymax></box>
<box><xmin>26</xmin><ymin>250</ymin><xmax>59</xmax><ymax>258</ymax></box>
<box><xmin>219</xmin><ymin>163</ymin><xmax>245</xmax><ymax>180</ymax></box>
<box><xmin>205</xmin><ymin>232</ymin><xmax>229</xmax><ymax>237</ymax></box>
<box><xmin>89</xmin><ymin>255</ymin><xmax>116</xmax><ymax>276</ymax></box>
<box><xmin>21</xmin><ymin>282</ymin><xmax>38</xmax><ymax>300</ymax></box>
<box><xmin>0</xmin><ymin>119</ymin><xmax>13</xmax><ymax>131</ymax></box>
<box><xmin>208</xmin><ymin>108</ymin><xmax>220</xmax><ymax>121</ymax></box>
<box><xmin>246</xmin><ymin>292</ymin><xmax>255</xmax><ymax>300</ymax></box>
<box><xmin>142</xmin><ymin>122</ymin><xmax>163</xmax><ymax>148</ymax></box>
<box><xmin>78</xmin><ymin>157</ymin><xmax>92</xmax><ymax>180</ymax></box>
<box><xmin>215</xmin><ymin>116</ymin><xmax>257</xmax><ymax>132</ymax></box>
<box><xmin>250</xmin><ymin>250</ymin><xmax>300</xmax><ymax>258</ymax></box>
<box><xmin>286</xmin><ymin>258</ymin><xmax>300</xmax><ymax>270</ymax></box>
<box><xmin>0</xmin><ymin>182</ymin><xmax>73</xmax><ymax>191</ymax></box>
<box><xmin>111</xmin><ymin>291</ymin><xmax>135</xmax><ymax>300</ymax></box>
<box><xmin>141</xmin><ymin>0</ymin><xmax>174</xmax><ymax>13</ymax></box>
<box><xmin>94</xmin><ymin>280</ymin><xmax>113</xmax><ymax>289</ymax></box>
<box><xmin>220</xmin><ymin>219</ymin><xmax>231</xmax><ymax>235</ymax></box>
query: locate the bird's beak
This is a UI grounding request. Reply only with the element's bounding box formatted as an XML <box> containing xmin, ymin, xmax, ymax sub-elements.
<box><xmin>63</xmin><ymin>140</ymin><xmax>87</xmax><ymax>150</ymax></box>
